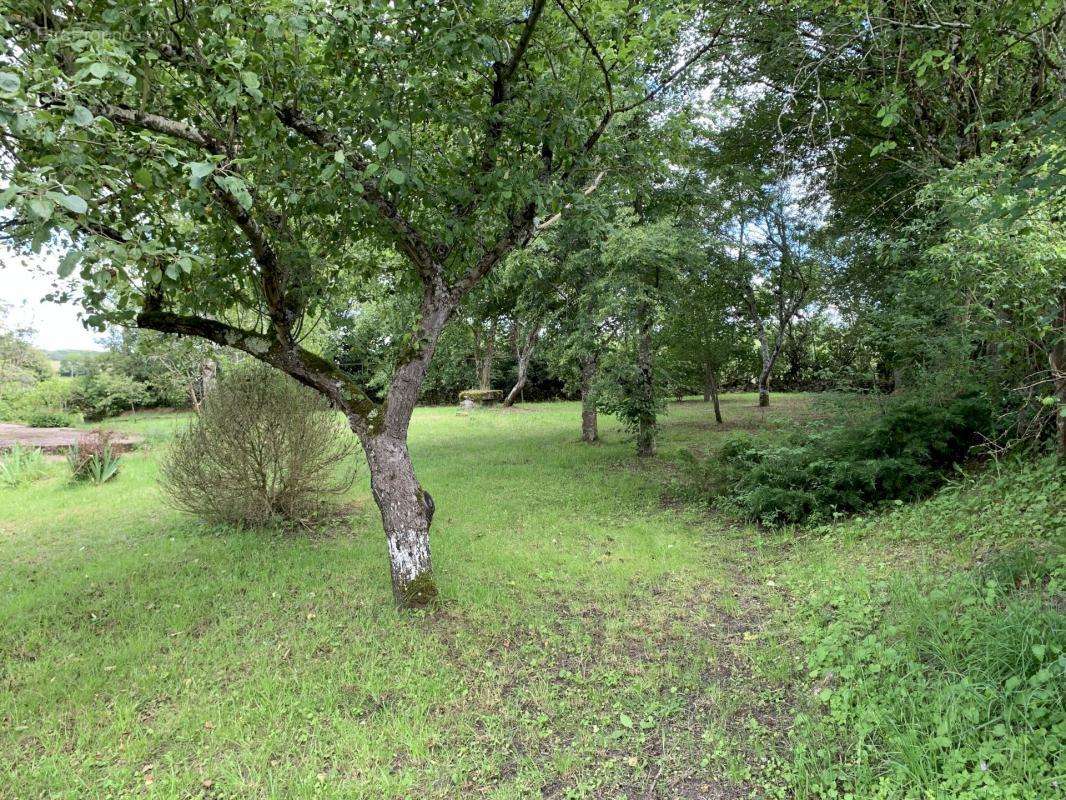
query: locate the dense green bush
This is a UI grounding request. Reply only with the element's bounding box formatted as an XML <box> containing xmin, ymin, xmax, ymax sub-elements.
<box><xmin>26</xmin><ymin>409</ymin><xmax>79</xmax><ymax>428</ymax></box>
<box><xmin>0</xmin><ymin>377</ymin><xmax>75</xmax><ymax>423</ymax></box>
<box><xmin>69</xmin><ymin>370</ymin><xmax>151</xmax><ymax>420</ymax></box>
<box><xmin>162</xmin><ymin>364</ymin><xmax>357</xmax><ymax>527</ymax></box>
<box><xmin>687</xmin><ymin>394</ymin><xmax>994</xmax><ymax>525</ymax></box>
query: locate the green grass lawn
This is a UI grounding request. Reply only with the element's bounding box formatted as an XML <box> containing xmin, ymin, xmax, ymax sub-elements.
<box><xmin>2</xmin><ymin>395</ymin><xmax>1062</xmax><ymax>799</ymax></box>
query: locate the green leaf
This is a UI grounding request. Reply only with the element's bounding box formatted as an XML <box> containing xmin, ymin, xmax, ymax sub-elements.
<box><xmin>165</xmin><ymin>263</ymin><xmax>181</xmax><ymax>280</ymax></box>
<box><xmin>88</xmin><ymin>62</ymin><xmax>109</xmax><ymax>79</ymax></box>
<box><xmin>0</xmin><ymin>184</ymin><xmax>20</xmax><ymax>208</ymax></box>
<box><xmin>0</xmin><ymin>72</ymin><xmax>20</xmax><ymax>94</ymax></box>
<box><xmin>334</xmin><ymin>150</ymin><xmax>346</xmax><ymax>164</ymax></box>
<box><xmin>58</xmin><ymin>249</ymin><xmax>82</xmax><ymax>278</ymax></box>
<box><xmin>240</xmin><ymin>71</ymin><xmax>260</xmax><ymax>91</ymax></box>
<box><xmin>386</xmin><ymin>168</ymin><xmax>406</xmax><ymax>185</ymax></box>
<box><xmin>1031</xmin><ymin>644</ymin><xmax>1046</xmax><ymax>661</ymax></box>
<box><xmin>50</xmin><ymin>192</ymin><xmax>89</xmax><ymax>215</ymax></box>
<box><xmin>133</xmin><ymin>168</ymin><xmax>153</xmax><ymax>188</ymax></box>
<box><xmin>619</xmin><ymin>713</ymin><xmax>633</xmax><ymax>729</ymax></box>
<box><xmin>72</xmin><ymin>105</ymin><xmax>94</xmax><ymax>126</ymax></box>
<box><xmin>189</xmin><ymin>161</ymin><xmax>215</xmax><ymax>187</ymax></box>
<box><xmin>28</xmin><ymin>197</ymin><xmax>54</xmax><ymax>220</ymax></box>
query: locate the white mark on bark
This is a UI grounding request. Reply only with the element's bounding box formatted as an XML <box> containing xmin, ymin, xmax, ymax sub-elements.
<box><xmin>386</xmin><ymin>531</ymin><xmax>430</xmax><ymax>583</ymax></box>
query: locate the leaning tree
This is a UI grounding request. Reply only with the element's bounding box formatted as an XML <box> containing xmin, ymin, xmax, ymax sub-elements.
<box><xmin>1</xmin><ymin>1</ymin><xmax>724</xmax><ymax>605</ymax></box>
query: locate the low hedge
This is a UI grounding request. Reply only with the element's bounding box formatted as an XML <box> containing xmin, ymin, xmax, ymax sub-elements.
<box><xmin>26</xmin><ymin>410</ymin><xmax>80</xmax><ymax>428</ymax></box>
<box><xmin>685</xmin><ymin>393</ymin><xmax>994</xmax><ymax>526</ymax></box>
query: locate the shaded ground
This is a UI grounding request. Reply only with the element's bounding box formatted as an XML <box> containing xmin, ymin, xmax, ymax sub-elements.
<box><xmin>0</xmin><ymin>422</ymin><xmax>142</xmax><ymax>453</ymax></box>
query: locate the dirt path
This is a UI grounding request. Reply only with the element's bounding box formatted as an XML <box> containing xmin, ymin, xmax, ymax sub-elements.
<box><xmin>0</xmin><ymin>423</ymin><xmax>142</xmax><ymax>453</ymax></box>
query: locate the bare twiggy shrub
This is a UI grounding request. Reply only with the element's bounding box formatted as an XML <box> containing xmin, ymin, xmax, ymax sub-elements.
<box><xmin>67</xmin><ymin>429</ymin><xmax>122</xmax><ymax>484</ymax></box>
<box><xmin>162</xmin><ymin>364</ymin><xmax>358</xmax><ymax>527</ymax></box>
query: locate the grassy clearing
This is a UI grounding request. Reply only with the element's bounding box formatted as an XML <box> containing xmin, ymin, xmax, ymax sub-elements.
<box><xmin>2</xmin><ymin>394</ymin><xmax>1062</xmax><ymax>799</ymax></box>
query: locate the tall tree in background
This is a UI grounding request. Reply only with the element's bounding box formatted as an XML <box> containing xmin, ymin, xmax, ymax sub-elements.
<box><xmin>723</xmin><ymin>184</ymin><xmax>822</xmax><ymax>408</ymax></box>
<box><xmin>1</xmin><ymin>1</ymin><xmax>724</xmax><ymax>605</ymax></box>
<box><xmin>0</xmin><ymin>304</ymin><xmax>53</xmax><ymax>385</ymax></box>
<box><xmin>496</xmin><ymin>244</ymin><xmax>561</xmax><ymax>408</ymax></box>
<box><xmin>724</xmin><ymin>0</ymin><xmax>1063</xmax><ymax>414</ymax></box>
<box><xmin>101</xmin><ymin>329</ymin><xmax>223</xmax><ymax>411</ymax></box>
<box><xmin>545</xmin><ymin>208</ymin><xmax>617</xmax><ymax>444</ymax></box>
<box><xmin>661</xmin><ymin>253</ymin><xmax>740</xmax><ymax>423</ymax></box>
<box><xmin>600</xmin><ymin>215</ymin><xmax>702</xmax><ymax>455</ymax></box>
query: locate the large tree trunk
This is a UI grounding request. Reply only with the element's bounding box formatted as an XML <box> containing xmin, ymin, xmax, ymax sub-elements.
<box><xmin>580</xmin><ymin>354</ymin><xmax>598</xmax><ymax>443</ymax></box>
<box><xmin>635</xmin><ymin>299</ymin><xmax>655</xmax><ymax>457</ymax></box>
<box><xmin>362</xmin><ymin>433</ymin><xmax>437</xmax><ymax>607</ymax></box>
<box><xmin>356</xmin><ymin>291</ymin><xmax>451</xmax><ymax>608</ymax></box>
<box><xmin>705</xmin><ymin>361</ymin><xmax>723</xmax><ymax>424</ymax></box>
<box><xmin>502</xmin><ymin>324</ymin><xmax>539</xmax><ymax>407</ymax></box>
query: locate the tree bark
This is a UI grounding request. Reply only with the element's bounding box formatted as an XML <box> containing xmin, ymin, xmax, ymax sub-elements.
<box><xmin>757</xmin><ymin>369</ymin><xmax>771</xmax><ymax>407</ymax></box>
<box><xmin>473</xmin><ymin>317</ymin><xmax>498</xmax><ymax>391</ymax></box>
<box><xmin>635</xmin><ymin>299</ymin><xmax>655</xmax><ymax>457</ymax></box>
<box><xmin>502</xmin><ymin>323</ymin><xmax>539</xmax><ymax>407</ymax></box>
<box><xmin>362</xmin><ymin>432</ymin><xmax>437</xmax><ymax>607</ymax></box>
<box><xmin>190</xmin><ymin>359</ymin><xmax>216</xmax><ymax>413</ymax></box>
<box><xmin>580</xmin><ymin>354</ymin><xmax>599</xmax><ymax>443</ymax></box>
<box><xmin>705</xmin><ymin>362</ymin><xmax>723</xmax><ymax>423</ymax></box>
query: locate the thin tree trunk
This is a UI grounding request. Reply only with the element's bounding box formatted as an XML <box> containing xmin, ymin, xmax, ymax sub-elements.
<box><xmin>705</xmin><ymin>362</ymin><xmax>723</xmax><ymax>424</ymax></box>
<box><xmin>473</xmin><ymin>317</ymin><xmax>497</xmax><ymax>391</ymax></box>
<box><xmin>1051</xmin><ymin>296</ymin><xmax>1066</xmax><ymax>457</ymax></box>
<box><xmin>502</xmin><ymin>324</ymin><xmax>539</xmax><ymax>407</ymax></box>
<box><xmin>891</xmin><ymin>366</ymin><xmax>905</xmax><ymax>395</ymax></box>
<box><xmin>580</xmin><ymin>354</ymin><xmax>598</xmax><ymax>443</ymax></box>
<box><xmin>362</xmin><ymin>432</ymin><xmax>437</xmax><ymax>607</ymax></box>
<box><xmin>190</xmin><ymin>359</ymin><xmax>216</xmax><ymax>413</ymax></box>
<box><xmin>635</xmin><ymin>299</ymin><xmax>655</xmax><ymax>457</ymax></box>
<box><xmin>757</xmin><ymin>342</ymin><xmax>783</xmax><ymax>408</ymax></box>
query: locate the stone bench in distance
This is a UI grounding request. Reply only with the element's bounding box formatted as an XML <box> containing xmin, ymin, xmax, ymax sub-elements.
<box><xmin>458</xmin><ymin>389</ymin><xmax>503</xmax><ymax>410</ymax></box>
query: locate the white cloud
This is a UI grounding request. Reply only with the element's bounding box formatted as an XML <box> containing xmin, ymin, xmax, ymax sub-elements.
<box><xmin>0</xmin><ymin>247</ymin><xmax>106</xmax><ymax>351</ymax></box>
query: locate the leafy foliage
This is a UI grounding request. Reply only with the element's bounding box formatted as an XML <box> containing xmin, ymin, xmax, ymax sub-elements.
<box><xmin>790</xmin><ymin>563</ymin><xmax>1064</xmax><ymax>798</ymax></box>
<box><xmin>26</xmin><ymin>409</ymin><xmax>78</xmax><ymax>428</ymax></box>
<box><xmin>0</xmin><ymin>376</ymin><xmax>73</xmax><ymax>423</ymax></box>
<box><xmin>885</xmin><ymin>153</ymin><xmax>1066</xmax><ymax>449</ymax></box>
<box><xmin>162</xmin><ymin>364</ymin><xmax>357</xmax><ymax>528</ymax></box>
<box><xmin>69</xmin><ymin>370</ymin><xmax>150</xmax><ymax>420</ymax></box>
<box><xmin>687</xmin><ymin>394</ymin><xmax>994</xmax><ymax>525</ymax></box>
<box><xmin>769</xmin><ymin>459</ymin><xmax>1066</xmax><ymax>799</ymax></box>
<box><xmin>0</xmin><ymin>444</ymin><xmax>47</xmax><ymax>487</ymax></box>
<box><xmin>0</xmin><ymin>305</ymin><xmax>53</xmax><ymax>386</ymax></box>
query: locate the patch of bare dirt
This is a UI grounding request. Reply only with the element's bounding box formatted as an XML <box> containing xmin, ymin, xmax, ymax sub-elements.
<box><xmin>0</xmin><ymin>423</ymin><xmax>142</xmax><ymax>454</ymax></box>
